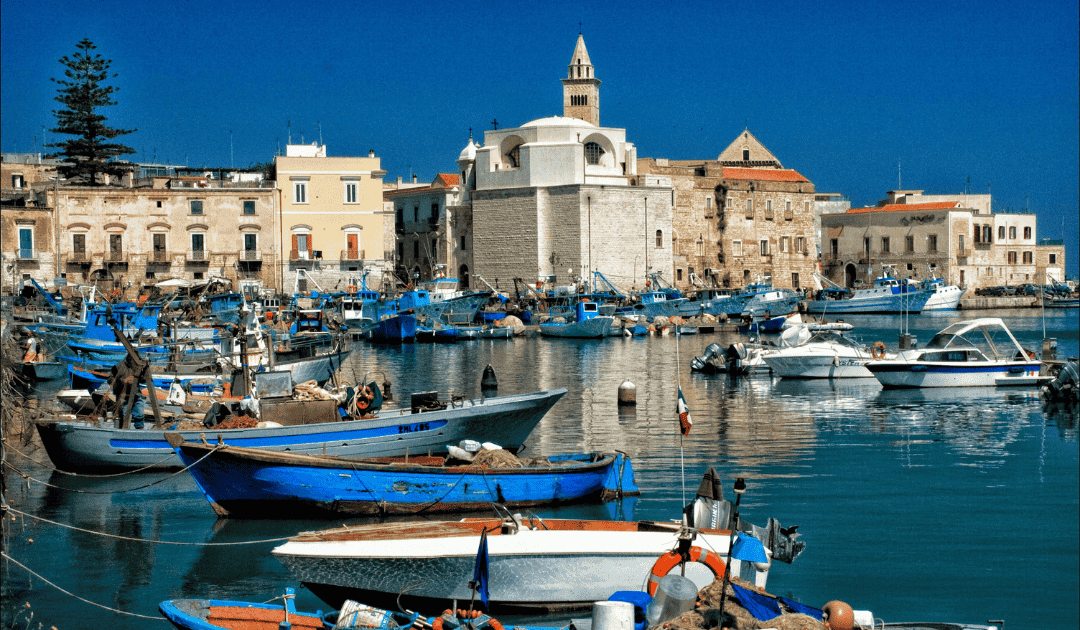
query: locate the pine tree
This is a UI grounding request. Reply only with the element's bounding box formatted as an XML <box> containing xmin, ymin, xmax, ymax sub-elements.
<box><xmin>47</xmin><ymin>38</ymin><xmax>136</xmax><ymax>186</ymax></box>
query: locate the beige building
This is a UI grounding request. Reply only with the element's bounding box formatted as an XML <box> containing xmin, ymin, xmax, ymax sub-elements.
<box><xmin>821</xmin><ymin>190</ymin><xmax>1064</xmax><ymax>290</ymax></box>
<box><xmin>637</xmin><ymin>130</ymin><xmax>818</xmax><ymax>291</ymax></box>
<box><xmin>47</xmin><ymin>175</ymin><xmax>278</xmax><ymax>295</ymax></box>
<box><xmin>2</xmin><ymin>153</ymin><xmax>62</xmax><ymax>290</ymax></box>
<box><xmin>275</xmin><ymin>143</ymin><xmax>388</xmax><ymax>291</ymax></box>
<box><xmin>385</xmin><ymin>173</ymin><xmax>466</xmax><ymax>287</ymax></box>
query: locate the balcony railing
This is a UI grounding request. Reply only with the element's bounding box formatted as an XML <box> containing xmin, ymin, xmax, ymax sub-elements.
<box><xmin>66</xmin><ymin>251</ymin><xmax>91</xmax><ymax>264</ymax></box>
<box><xmin>149</xmin><ymin>250</ymin><xmax>171</xmax><ymax>264</ymax></box>
<box><xmin>16</xmin><ymin>248</ymin><xmax>39</xmax><ymax>261</ymax></box>
<box><xmin>104</xmin><ymin>250</ymin><xmax>128</xmax><ymax>263</ymax></box>
<box><xmin>238</xmin><ymin>249</ymin><xmax>262</xmax><ymax>262</ymax></box>
<box><xmin>186</xmin><ymin>249</ymin><xmax>209</xmax><ymax>263</ymax></box>
<box><xmin>340</xmin><ymin>249</ymin><xmax>364</xmax><ymax>261</ymax></box>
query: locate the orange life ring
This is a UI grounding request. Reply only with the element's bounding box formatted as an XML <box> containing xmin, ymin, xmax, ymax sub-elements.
<box><xmin>871</xmin><ymin>341</ymin><xmax>887</xmax><ymax>360</ymax></box>
<box><xmin>347</xmin><ymin>285</ymin><xmax>357</xmax><ymax>293</ymax></box>
<box><xmin>646</xmin><ymin>546</ymin><xmax>726</xmax><ymax>597</ymax></box>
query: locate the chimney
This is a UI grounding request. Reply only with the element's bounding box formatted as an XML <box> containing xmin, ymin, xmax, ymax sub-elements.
<box><xmin>368</xmin><ymin>149</ymin><xmax>375</xmax><ymax>158</ymax></box>
<box><xmin>412</xmin><ymin>174</ymin><xmax>418</xmax><ymax>183</ymax></box>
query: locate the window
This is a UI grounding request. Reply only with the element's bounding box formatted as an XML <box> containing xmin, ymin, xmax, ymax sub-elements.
<box><xmin>928</xmin><ymin>235</ymin><xmax>938</xmax><ymax>252</ymax></box>
<box><xmin>243</xmin><ymin>200</ymin><xmax>255</xmax><ymax>215</ymax></box>
<box><xmin>882</xmin><ymin>237</ymin><xmax>890</xmax><ymax>253</ymax></box>
<box><xmin>958</xmin><ymin>235</ymin><xmax>965</xmax><ymax>253</ymax></box>
<box><xmin>584</xmin><ymin>142</ymin><xmax>604</xmax><ymax>165</ymax></box>
<box><xmin>73</xmin><ymin>233</ymin><xmax>86</xmax><ymax>254</ymax></box>
<box><xmin>677</xmin><ymin>269</ymin><xmax>683</xmax><ymax>282</ymax></box>
<box><xmin>432</xmin><ymin>239</ymin><xmax>437</xmax><ymax>258</ymax></box>
<box><xmin>413</xmin><ymin>206</ymin><xmax>418</xmax><ymax>222</ymax></box>
<box><xmin>191</xmin><ymin>233</ymin><xmax>204</xmax><ymax>252</ymax></box>
<box><xmin>983</xmin><ymin>226</ymin><xmax>992</xmax><ymax>243</ymax></box>
<box><xmin>431</xmin><ymin>203</ymin><xmax>439</xmax><ymax>221</ymax></box>
<box><xmin>396</xmin><ymin>242</ymin><xmax>403</xmax><ymax>262</ymax></box>
<box><xmin>396</xmin><ymin>207</ymin><xmax>403</xmax><ymax>226</ymax></box>
<box><xmin>998</xmin><ymin>226</ymin><xmax>1005</xmax><ymax>240</ymax></box>
<box><xmin>244</xmin><ymin>234</ymin><xmax>257</xmax><ymax>251</ymax></box>
<box><xmin>804</xmin><ymin>201</ymin><xmax>810</xmax><ymax>215</ymax></box>
<box><xmin>507</xmin><ymin>145</ymin><xmax>520</xmax><ymax>168</ymax></box>
<box><xmin>785</xmin><ymin>200</ymin><xmax>792</xmax><ymax>220</ymax></box>
<box><xmin>190</xmin><ymin>199</ymin><xmax>203</xmax><ymax>215</ymax></box>
<box><xmin>413</xmin><ymin>241</ymin><xmax>419</xmax><ymax>258</ymax></box>
<box><xmin>760</xmin><ymin>240</ymin><xmax>769</xmax><ymax>256</ymax></box>
<box><xmin>743</xmin><ymin>149</ymin><xmax>750</xmax><ymax>161</ymax></box>
<box><xmin>745</xmin><ymin>199</ymin><xmax>753</xmax><ymax>219</ymax></box>
<box><xmin>12</xmin><ymin>174</ymin><xmax>24</xmax><ymax>188</ymax></box>
<box><xmin>156</xmin><ymin>200</ymin><xmax>163</xmax><ymax>208</ymax></box>
<box><xmin>1009</xmin><ymin>226</ymin><xmax>1016</xmax><ymax>239</ymax></box>
<box><xmin>294</xmin><ymin>181</ymin><xmax>307</xmax><ymax>204</ymax></box>
<box><xmin>791</xmin><ymin>273</ymin><xmax>800</xmax><ymax>289</ymax></box>
<box><xmin>733</xmin><ymin>240</ymin><xmax>743</xmax><ymax>257</ymax></box>
<box><xmin>18</xmin><ymin>227</ymin><xmax>33</xmax><ymax>258</ymax></box>
<box><xmin>1007</xmin><ymin>251</ymin><xmax>1017</xmax><ymax>264</ymax></box>
<box><xmin>344</xmin><ymin>182</ymin><xmax>358</xmax><ymax>204</ymax></box>
<box><xmin>830</xmin><ymin>238</ymin><xmax>838</xmax><ymax>256</ymax></box>
<box><xmin>796</xmin><ymin>236</ymin><xmax>805</xmax><ymax>253</ymax></box>
<box><xmin>460</xmin><ymin>235</ymin><xmax>466</xmax><ymax>250</ymax></box>
<box><xmin>109</xmin><ymin>233</ymin><xmax>123</xmax><ymax>254</ymax></box>
<box><xmin>765</xmin><ymin>200</ymin><xmax>773</xmax><ymax>220</ymax></box>
<box><xmin>1023</xmin><ymin>251</ymin><xmax>1032</xmax><ymax>264</ymax></box>
<box><xmin>655</xmin><ymin>230</ymin><xmax>663</xmax><ymax>248</ymax></box>
<box><xmin>781</xmin><ymin>236</ymin><xmax>789</xmax><ymax>252</ymax></box>
<box><xmin>906</xmin><ymin>235</ymin><xmax>915</xmax><ymax>253</ymax></box>
<box><xmin>695</xmin><ymin>238</ymin><xmax>704</xmax><ymax>257</ymax></box>
<box><xmin>864</xmin><ymin>237</ymin><xmax>871</xmax><ymax>257</ymax></box>
<box><xmin>706</xmin><ymin>197</ymin><xmax>712</xmax><ymax>209</ymax></box>
<box><xmin>1023</xmin><ymin>226</ymin><xmax>1031</xmax><ymax>239</ymax></box>
<box><xmin>1049</xmin><ymin>254</ymin><xmax>1057</xmax><ymax>264</ymax></box>
<box><xmin>152</xmin><ymin>233</ymin><xmax>166</xmax><ymax>261</ymax></box>
<box><xmin>293</xmin><ymin>234</ymin><xmax>310</xmax><ymax>258</ymax></box>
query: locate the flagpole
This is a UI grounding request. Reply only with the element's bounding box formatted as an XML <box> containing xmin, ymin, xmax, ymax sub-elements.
<box><xmin>676</xmin><ymin>325</ymin><xmax>686</xmax><ymax>507</ymax></box>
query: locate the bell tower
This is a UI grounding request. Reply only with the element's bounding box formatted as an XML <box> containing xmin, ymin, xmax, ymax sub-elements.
<box><xmin>561</xmin><ymin>34</ymin><xmax>601</xmax><ymax>126</ymax></box>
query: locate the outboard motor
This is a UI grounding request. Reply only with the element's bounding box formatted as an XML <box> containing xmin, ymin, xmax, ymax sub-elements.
<box><xmin>691</xmin><ymin>343</ymin><xmax>723</xmax><ymax>373</ymax></box>
<box><xmin>726</xmin><ymin>342</ymin><xmax>748</xmax><ymax>375</ymax></box>
<box><xmin>1042</xmin><ymin>360</ymin><xmax>1079</xmax><ymax>402</ymax></box>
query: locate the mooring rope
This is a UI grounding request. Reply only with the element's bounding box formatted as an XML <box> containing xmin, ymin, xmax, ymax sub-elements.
<box><xmin>5</xmin><ymin>441</ymin><xmax>177</xmax><ymax>477</ymax></box>
<box><xmin>1</xmin><ymin>506</ymin><xmax>294</xmax><ymax>546</ymax></box>
<box><xmin>0</xmin><ymin>552</ymin><xmax>168</xmax><ymax>621</ymax></box>
<box><xmin>1</xmin><ymin>442</ymin><xmax>225</xmax><ymax>494</ymax></box>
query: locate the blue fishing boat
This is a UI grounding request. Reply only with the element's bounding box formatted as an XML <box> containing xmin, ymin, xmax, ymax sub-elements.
<box><xmin>167</xmin><ymin>433</ymin><xmax>638</xmax><ymax>517</ymax></box>
<box><xmin>807</xmin><ymin>271</ymin><xmax>932</xmax><ymax>315</ymax></box>
<box><xmin>159</xmin><ymin>587</ymin><xmax>327</xmax><ymax>630</ymax></box>
<box><xmin>362</xmin><ymin>313</ymin><xmax>417</xmax><ymax>343</ymax></box>
<box><xmin>539</xmin><ymin>300</ymin><xmax>617</xmax><ymax>338</ymax></box>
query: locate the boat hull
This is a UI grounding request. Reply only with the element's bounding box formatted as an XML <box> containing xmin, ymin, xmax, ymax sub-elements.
<box><xmin>171</xmin><ymin>443</ymin><xmax>637</xmax><ymax>517</ymax></box>
<box><xmin>806</xmin><ymin>292</ymin><xmax>929</xmax><ymax>314</ymax></box>
<box><xmin>363</xmin><ymin>315</ymin><xmax>417</xmax><ymax>343</ymax></box>
<box><xmin>273</xmin><ymin>521</ymin><xmax>738</xmax><ymax>612</ymax></box>
<box><xmin>33</xmin><ymin>388</ymin><xmax>567</xmax><ymax>472</ymax></box>
<box><xmin>539</xmin><ymin>316</ymin><xmax>616</xmax><ymax>338</ymax></box>
<box><xmin>867</xmin><ymin>360</ymin><xmax>1042</xmax><ymax>388</ymax></box>
<box><xmin>764</xmin><ymin>354</ymin><xmax>874</xmax><ymax>378</ymax></box>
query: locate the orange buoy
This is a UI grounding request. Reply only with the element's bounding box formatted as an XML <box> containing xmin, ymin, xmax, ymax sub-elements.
<box><xmin>822</xmin><ymin>600</ymin><xmax>855</xmax><ymax>630</ymax></box>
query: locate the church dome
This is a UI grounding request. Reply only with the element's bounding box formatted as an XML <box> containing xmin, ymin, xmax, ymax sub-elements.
<box><xmin>521</xmin><ymin>116</ymin><xmax>596</xmax><ymax>129</ymax></box>
<box><xmin>458</xmin><ymin>138</ymin><xmax>477</xmax><ymax>162</ymax></box>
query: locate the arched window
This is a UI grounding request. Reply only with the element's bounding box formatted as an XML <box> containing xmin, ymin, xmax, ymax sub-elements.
<box><xmin>584</xmin><ymin>142</ymin><xmax>604</xmax><ymax>165</ymax></box>
<box><xmin>506</xmin><ymin>145</ymin><xmax>520</xmax><ymax>168</ymax></box>
<box><xmin>655</xmin><ymin>229</ymin><xmax>663</xmax><ymax>248</ymax></box>
<box><xmin>459</xmin><ymin>265</ymin><xmax>470</xmax><ymax>289</ymax></box>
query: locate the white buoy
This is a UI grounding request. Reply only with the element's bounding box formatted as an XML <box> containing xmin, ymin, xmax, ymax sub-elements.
<box><xmin>617</xmin><ymin>379</ymin><xmax>636</xmax><ymax>406</ymax></box>
<box><xmin>592</xmin><ymin>600</ymin><xmax>634</xmax><ymax>630</ymax></box>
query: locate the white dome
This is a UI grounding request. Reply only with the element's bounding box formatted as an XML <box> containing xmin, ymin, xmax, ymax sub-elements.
<box><xmin>458</xmin><ymin>138</ymin><xmax>477</xmax><ymax>161</ymax></box>
<box><xmin>520</xmin><ymin>116</ymin><xmax>595</xmax><ymax>129</ymax></box>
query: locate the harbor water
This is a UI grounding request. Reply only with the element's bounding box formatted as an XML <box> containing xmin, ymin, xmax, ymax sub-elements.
<box><xmin>2</xmin><ymin>309</ymin><xmax>1077</xmax><ymax>629</ymax></box>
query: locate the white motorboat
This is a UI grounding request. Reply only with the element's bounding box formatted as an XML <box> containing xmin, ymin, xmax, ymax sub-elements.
<box><xmin>920</xmin><ymin>276</ymin><xmax>964</xmax><ymax>311</ymax></box>
<box><xmin>272</xmin><ymin>472</ymin><xmax>804</xmax><ymax>612</ymax></box>
<box><xmin>762</xmin><ymin>324</ymin><xmax>885</xmax><ymax>379</ymax></box>
<box><xmin>866</xmin><ymin>318</ymin><xmax>1042</xmax><ymax>388</ymax></box>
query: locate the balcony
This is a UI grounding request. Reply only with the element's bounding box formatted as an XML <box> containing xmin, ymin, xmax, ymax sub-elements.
<box><xmin>66</xmin><ymin>251</ymin><xmax>91</xmax><ymax>264</ymax></box>
<box><xmin>238</xmin><ymin>249</ymin><xmax>263</xmax><ymax>262</ymax></box>
<box><xmin>104</xmin><ymin>250</ymin><xmax>128</xmax><ymax>264</ymax></box>
<box><xmin>340</xmin><ymin>249</ymin><xmax>364</xmax><ymax>261</ymax></box>
<box><xmin>16</xmin><ymin>248</ymin><xmax>39</xmax><ymax>261</ymax></box>
<box><xmin>186</xmin><ymin>249</ymin><xmax>210</xmax><ymax>264</ymax></box>
<box><xmin>148</xmin><ymin>250</ymin><xmax>171</xmax><ymax>264</ymax></box>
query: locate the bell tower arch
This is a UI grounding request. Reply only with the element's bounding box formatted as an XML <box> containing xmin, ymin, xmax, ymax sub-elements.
<box><xmin>561</xmin><ymin>34</ymin><xmax>601</xmax><ymax>126</ymax></box>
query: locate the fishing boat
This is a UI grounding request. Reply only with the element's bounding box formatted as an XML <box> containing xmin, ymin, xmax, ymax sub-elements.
<box><xmin>866</xmin><ymin>317</ymin><xmax>1043</xmax><ymax>388</ymax></box>
<box><xmin>34</xmin><ymin>387</ymin><xmax>568</xmax><ymax>472</ymax></box>
<box><xmin>361</xmin><ymin>313</ymin><xmax>417</xmax><ymax>343</ymax></box>
<box><xmin>272</xmin><ymin>470</ymin><xmax>804</xmax><ymax>613</ymax></box>
<box><xmin>761</xmin><ymin>323</ymin><xmax>885</xmax><ymax>379</ymax></box>
<box><xmin>920</xmin><ymin>274</ymin><xmax>964</xmax><ymax>311</ymax></box>
<box><xmin>159</xmin><ymin>587</ymin><xmax>328</xmax><ymax>630</ymax></box>
<box><xmin>539</xmin><ymin>300</ymin><xmax>616</xmax><ymax>338</ymax></box>
<box><xmin>167</xmin><ymin>434</ymin><xmax>638</xmax><ymax>517</ymax></box>
<box><xmin>807</xmin><ymin>270</ymin><xmax>932</xmax><ymax>315</ymax></box>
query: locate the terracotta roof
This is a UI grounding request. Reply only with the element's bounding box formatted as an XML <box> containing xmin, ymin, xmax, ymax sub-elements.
<box><xmin>722</xmin><ymin>167</ymin><xmax>808</xmax><ymax>183</ymax></box>
<box><xmin>847</xmin><ymin>201</ymin><xmax>961</xmax><ymax>214</ymax></box>
<box><xmin>434</xmin><ymin>173</ymin><xmax>460</xmax><ymax>186</ymax></box>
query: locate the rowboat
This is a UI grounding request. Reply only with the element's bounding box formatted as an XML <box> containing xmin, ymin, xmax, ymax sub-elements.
<box><xmin>167</xmin><ymin>434</ymin><xmax>638</xmax><ymax>517</ymax></box>
<box><xmin>159</xmin><ymin>587</ymin><xmax>327</xmax><ymax>630</ymax></box>
<box><xmin>272</xmin><ymin>470</ymin><xmax>804</xmax><ymax>613</ymax></box>
<box><xmin>34</xmin><ymin>387</ymin><xmax>568</xmax><ymax>472</ymax></box>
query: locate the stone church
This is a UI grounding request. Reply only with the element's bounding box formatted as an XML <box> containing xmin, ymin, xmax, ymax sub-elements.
<box><xmin>452</xmin><ymin>35</ymin><xmax>674</xmax><ymax>293</ymax></box>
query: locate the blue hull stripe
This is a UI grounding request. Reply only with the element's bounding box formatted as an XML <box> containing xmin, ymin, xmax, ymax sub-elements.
<box><xmin>110</xmin><ymin>420</ymin><xmax>448</xmax><ymax>450</ymax></box>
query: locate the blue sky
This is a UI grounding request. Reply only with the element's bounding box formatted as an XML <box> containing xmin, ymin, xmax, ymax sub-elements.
<box><xmin>3</xmin><ymin>0</ymin><xmax>1077</xmax><ymax>277</ymax></box>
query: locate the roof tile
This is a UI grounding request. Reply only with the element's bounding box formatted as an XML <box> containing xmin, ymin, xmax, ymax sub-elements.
<box><xmin>722</xmin><ymin>167</ymin><xmax>808</xmax><ymax>183</ymax></box>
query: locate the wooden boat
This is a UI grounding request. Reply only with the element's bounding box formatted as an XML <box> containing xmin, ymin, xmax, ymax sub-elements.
<box><xmin>34</xmin><ymin>387</ymin><xmax>568</xmax><ymax>472</ymax></box>
<box><xmin>866</xmin><ymin>317</ymin><xmax>1043</xmax><ymax>388</ymax></box>
<box><xmin>539</xmin><ymin>300</ymin><xmax>616</xmax><ymax>339</ymax></box>
<box><xmin>272</xmin><ymin>472</ymin><xmax>804</xmax><ymax>613</ymax></box>
<box><xmin>167</xmin><ymin>434</ymin><xmax>638</xmax><ymax>517</ymax></box>
<box><xmin>159</xmin><ymin>587</ymin><xmax>328</xmax><ymax>630</ymax></box>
